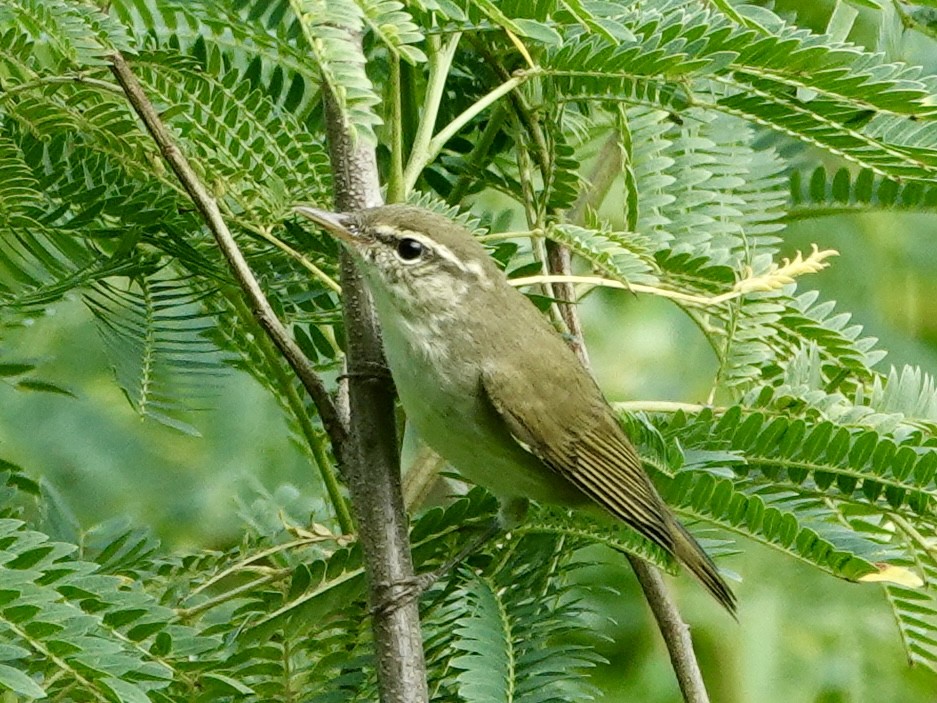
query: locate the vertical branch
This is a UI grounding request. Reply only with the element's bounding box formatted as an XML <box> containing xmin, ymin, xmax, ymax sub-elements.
<box><xmin>545</xmin><ymin>241</ymin><xmax>590</xmax><ymax>364</ymax></box>
<box><xmin>386</xmin><ymin>55</ymin><xmax>405</xmax><ymax>204</ymax></box>
<box><xmin>321</xmin><ymin>55</ymin><xmax>430</xmax><ymax>703</ymax></box>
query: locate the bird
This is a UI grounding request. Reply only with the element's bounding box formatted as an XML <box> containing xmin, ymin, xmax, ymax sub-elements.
<box><xmin>295</xmin><ymin>203</ymin><xmax>736</xmax><ymax>614</ymax></box>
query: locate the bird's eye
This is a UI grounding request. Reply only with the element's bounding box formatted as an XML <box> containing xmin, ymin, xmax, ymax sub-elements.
<box><xmin>396</xmin><ymin>238</ymin><xmax>425</xmax><ymax>262</ymax></box>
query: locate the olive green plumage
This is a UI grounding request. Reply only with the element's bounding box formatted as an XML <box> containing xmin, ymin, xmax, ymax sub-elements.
<box><xmin>296</xmin><ymin>203</ymin><xmax>736</xmax><ymax>614</ymax></box>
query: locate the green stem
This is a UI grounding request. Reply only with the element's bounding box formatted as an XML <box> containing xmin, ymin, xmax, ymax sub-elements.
<box><xmin>411</xmin><ymin>71</ymin><xmax>533</xmax><ymax>194</ymax></box>
<box><xmin>187</xmin><ymin>536</ymin><xmax>333</xmax><ymax>599</ymax></box>
<box><xmin>613</xmin><ymin>400</ymin><xmax>712</xmax><ymax>414</ymax></box>
<box><xmin>386</xmin><ymin>56</ymin><xmax>406</xmax><ymax>203</ymax></box>
<box><xmin>179</xmin><ymin>570</ymin><xmax>289</xmax><ymax>619</ymax></box>
<box><xmin>891</xmin><ymin>512</ymin><xmax>937</xmax><ymax>563</ymax></box>
<box><xmin>448</xmin><ymin>102</ymin><xmax>508</xmax><ymax>204</ymax></box>
<box><xmin>230</xmin><ymin>295</ymin><xmax>354</xmax><ymax>534</ymax></box>
<box><xmin>402</xmin><ymin>32</ymin><xmax>462</xmax><ymax>195</ymax></box>
<box><xmin>0</xmin><ymin>73</ymin><xmax>124</xmax><ymax>98</ymax></box>
<box><xmin>248</xmin><ymin>224</ymin><xmax>342</xmax><ymax>294</ymax></box>
<box><xmin>616</xmin><ymin>105</ymin><xmax>639</xmax><ymax>231</ymax></box>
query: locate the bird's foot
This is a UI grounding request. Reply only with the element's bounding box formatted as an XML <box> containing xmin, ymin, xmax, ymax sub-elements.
<box><xmin>371</xmin><ymin>517</ymin><xmax>506</xmax><ymax>616</ymax></box>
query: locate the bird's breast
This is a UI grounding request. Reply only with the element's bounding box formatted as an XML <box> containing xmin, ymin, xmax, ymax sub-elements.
<box><xmin>377</xmin><ymin>311</ymin><xmax>582</xmax><ymax>505</ymax></box>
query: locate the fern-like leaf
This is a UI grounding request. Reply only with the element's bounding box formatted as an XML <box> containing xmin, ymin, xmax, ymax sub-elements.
<box><xmin>84</xmin><ymin>274</ymin><xmax>228</xmax><ymax>435</ymax></box>
<box><xmin>288</xmin><ymin>0</ymin><xmax>382</xmax><ymax>143</ymax></box>
<box><xmin>0</xmin><ymin>519</ymin><xmax>221</xmax><ymax>700</ymax></box>
<box><xmin>789</xmin><ymin>166</ymin><xmax>937</xmax><ymax>218</ymax></box>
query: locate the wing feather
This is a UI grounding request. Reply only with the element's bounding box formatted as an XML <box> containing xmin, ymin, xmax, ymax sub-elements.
<box><xmin>478</xmin><ymin>350</ymin><xmax>736</xmax><ymax>614</ymax></box>
<box><xmin>480</xmin><ymin>369</ymin><xmax>675</xmax><ymax>554</ymax></box>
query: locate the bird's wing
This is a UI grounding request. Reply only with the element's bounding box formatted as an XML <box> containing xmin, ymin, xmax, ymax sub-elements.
<box><xmin>480</xmin><ymin>366</ymin><xmax>675</xmax><ymax>554</ymax></box>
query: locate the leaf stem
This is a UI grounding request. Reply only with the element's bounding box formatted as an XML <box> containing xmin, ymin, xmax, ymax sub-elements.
<box><xmin>402</xmin><ymin>32</ymin><xmax>462</xmax><ymax>194</ymax></box>
<box><xmin>387</xmin><ymin>55</ymin><xmax>406</xmax><ymax>203</ymax></box>
<box><xmin>229</xmin><ymin>292</ymin><xmax>352</xmax><ymax>532</ymax></box>
<box><xmin>179</xmin><ymin>570</ymin><xmax>289</xmax><ymax>620</ymax></box>
<box><xmin>448</xmin><ymin>102</ymin><xmax>508</xmax><ymax>204</ymax></box>
<box><xmin>420</xmin><ymin>71</ymin><xmax>532</xmax><ymax>183</ymax></box>
<box><xmin>249</xmin><ymin>224</ymin><xmax>342</xmax><ymax>294</ymax></box>
<box><xmin>0</xmin><ymin>73</ymin><xmax>125</xmax><ymax>98</ymax></box>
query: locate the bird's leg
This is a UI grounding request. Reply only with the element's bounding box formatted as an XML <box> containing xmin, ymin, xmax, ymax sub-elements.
<box><xmin>371</xmin><ymin>498</ymin><xmax>529</xmax><ymax>617</ymax></box>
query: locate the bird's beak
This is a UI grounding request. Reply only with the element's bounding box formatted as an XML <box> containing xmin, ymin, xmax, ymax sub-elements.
<box><xmin>293</xmin><ymin>205</ymin><xmax>357</xmax><ymax>245</ymax></box>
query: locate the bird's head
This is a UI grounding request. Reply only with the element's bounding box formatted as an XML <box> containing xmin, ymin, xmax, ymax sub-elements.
<box><xmin>295</xmin><ymin>204</ymin><xmax>497</xmax><ymax>319</ymax></box>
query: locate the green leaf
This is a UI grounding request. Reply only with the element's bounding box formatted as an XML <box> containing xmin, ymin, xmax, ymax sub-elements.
<box><xmin>288</xmin><ymin>0</ymin><xmax>382</xmax><ymax>143</ymax></box>
<box><xmin>0</xmin><ymin>663</ymin><xmax>46</xmax><ymax>698</ymax></box>
<box><xmin>100</xmin><ymin>677</ymin><xmax>151</xmax><ymax>703</ymax></box>
<box><xmin>548</xmin><ymin>223</ymin><xmax>657</xmax><ymax>286</ymax></box>
<box><xmin>512</xmin><ymin>18</ymin><xmax>562</xmax><ymax>46</ymax></box>
<box><xmin>84</xmin><ymin>275</ymin><xmax>227</xmax><ymax>433</ymax></box>
<box><xmin>201</xmin><ymin>672</ymin><xmax>256</xmax><ymax>695</ymax></box>
<box><xmin>13</xmin><ymin>379</ymin><xmax>75</xmax><ymax>397</ymax></box>
<box><xmin>0</xmin><ymin>363</ymin><xmax>34</xmax><ymax>377</ymax></box>
<box><xmin>356</xmin><ymin>0</ymin><xmax>427</xmax><ymax>63</ymax></box>
<box><xmin>451</xmin><ymin>572</ymin><xmax>513</xmax><ymax>703</ymax></box>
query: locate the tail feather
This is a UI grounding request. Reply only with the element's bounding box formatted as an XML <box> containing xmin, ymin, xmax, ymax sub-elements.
<box><xmin>670</xmin><ymin>520</ymin><xmax>737</xmax><ymax>617</ymax></box>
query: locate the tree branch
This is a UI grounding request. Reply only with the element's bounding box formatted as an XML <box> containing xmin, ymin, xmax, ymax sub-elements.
<box><xmin>628</xmin><ymin>558</ymin><xmax>712</xmax><ymax>702</ymax></box>
<box><xmin>111</xmin><ymin>46</ymin><xmax>429</xmax><ymax>703</ymax></box>
<box><xmin>108</xmin><ymin>51</ymin><xmax>353</xmax><ymax>533</ymax></box>
<box><xmin>320</xmin><ymin>45</ymin><xmax>430</xmax><ymax>703</ymax></box>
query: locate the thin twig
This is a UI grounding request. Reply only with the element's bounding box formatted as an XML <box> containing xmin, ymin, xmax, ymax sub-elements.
<box><xmin>186</xmin><ymin>536</ymin><xmax>334</xmax><ymax>600</ymax></box>
<box><xmin>416</xmin><ymin>70</ymin><xmax>533</xmax><ymax>188</ymax></box>
<box><xmin>447</xmin><ymin>102</ymin><xmax>508</xmax><ymax>205</ymax></box>
<box><xmin>179</xmin><ymin>570</ymin><xmax>289</xmax><ymax>620</ymax></box>
<box><xmin>403</xmin><ymin>65</ymin><xmax>532</xmax><ymax>193</ymax></box>
<box><xmin>567</xmin><ymin>131</ymin><xmax>624</xmax><ymax>226</ymax></box>
<box><xmin>629</xmin><ymin>559</ymin><xmax>712</xmax><ymax>703</ymax></box>
<box><xmin>251</xmin><ymin>226</ymin><xmax>342</xmax><ymax>294</ymax></box>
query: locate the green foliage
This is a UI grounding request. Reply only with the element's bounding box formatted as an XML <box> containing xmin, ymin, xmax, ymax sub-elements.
<box><xmin>2</xmin><ymin>0</ymin><xmax>937</xmax><ymax>699</ymax></box>
<box><xmin>84</xmin><ymin>274</ymin><xmax>228</xmax><ymax>434</ymax></box>
<box><xmin>789</xmin><ymin>165</ymin><xmax>937</xmax><ymax>218</ymax></box>
<box><xmin>288</xmin><ymin>0</ymin><xmax>383</xmax><ymax>142</ymax></box>
<box><xmin>0</xmin><ymin>518</ymin><xmax>219</xmax><ymax>701</ymax></box>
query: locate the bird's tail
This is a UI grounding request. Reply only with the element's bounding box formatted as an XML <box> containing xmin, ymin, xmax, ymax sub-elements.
<box><xmin>670</xmin><ymin>520</ymin><xmax>737</xmax><ymax>617</ymax></box>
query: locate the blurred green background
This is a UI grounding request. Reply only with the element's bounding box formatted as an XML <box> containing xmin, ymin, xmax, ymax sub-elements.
<box><xmin>4</xmin><ymin>0</ymin><xmax>937</xmax><ymax>700</ymax></box>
